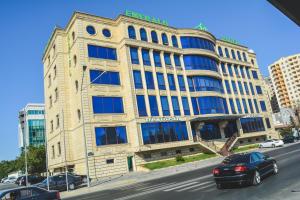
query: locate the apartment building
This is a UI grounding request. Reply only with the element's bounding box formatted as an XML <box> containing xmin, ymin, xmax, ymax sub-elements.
<box><xmin>43</xmin><ymin>11</ymin><xmax>277</xmax><ymax>178</ymax></box>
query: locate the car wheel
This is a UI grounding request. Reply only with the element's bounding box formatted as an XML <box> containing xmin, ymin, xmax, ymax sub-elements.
<box><xmin>69</xmin><ymin>183</ymin><xmax>75</xmax><ymax>190</ymax></box>
<box><xmin>252</xmin><ymin>171</ymin><xmax>261</xmax><ymax>186</ymax></box>
<box><xmin>272</xmin><ymin>144</ymin><xmax>276</xmax><ymax>148</ymax></box>
<box><xmin>273</xmin><ymin>163</ymin><xmax>279</xmax><ymax>175</ymax></box>
<box><xmin>216</xmin><ymin>183</ymin><xmax>223</xmax><ymax>189</ymax></box>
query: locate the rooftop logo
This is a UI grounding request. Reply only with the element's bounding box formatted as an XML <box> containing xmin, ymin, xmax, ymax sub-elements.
<box><xmin>220</xmin><ymin>36</ymin><xmax>240</xmax><ymax>45</ymax></box>
<box><xmin>125</xmin><ymin>10</ymin><xmax>168</xmax><ymax>26</ymax></box>
<box><xmin>194</xmin><ymin>23</ymin><xmax>208</xmax><ymax>31</ymax></box>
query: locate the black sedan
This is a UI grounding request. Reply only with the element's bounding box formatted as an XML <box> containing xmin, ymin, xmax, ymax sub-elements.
<box><xmin>282</xmin><ymin>135</ymin><xmax>295</xmax><ymax>144</ymax></box>
<box><xmin>0</xmin><ymin>186</ymin><xmax>60</xmax><ymax>200</ymax></box>
<box><xmin>16</xmin><ymin>175</ymin><xmax>45</xmax><ymax>186</ymax></box>
<box><xmin>35</xmin><ymin>174</ymin><xmax>83</xmax><ymax>191</ymax></box>
<box><xmin>213</xmin><ymin>152</ymin><xmax>278</xmax><ymax>189</ymax></box>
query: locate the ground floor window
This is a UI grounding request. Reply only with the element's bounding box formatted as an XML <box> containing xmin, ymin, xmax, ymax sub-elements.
<box><xmin>200</xmin><ymin>123</ymin><xmax>221</xmax><ymax>140</ymax></box>
<box><xmin>224</xmin><ymin>121</ymin><xmax>238</xmax><ymax>138</ymax></box>
<box><xmin>240</xmin><ymin>117</ymin><xmax>265</xmax><ymax>133</ymax></box>
<box><xmin>141</xmin><ymin>121</ymin><xmax>188</xmax><ymax>144</ymax></box>
<box><xmin>95</xmin><ymin>126</ymin><xmax>127</xmax><ymax>146</ymax></box>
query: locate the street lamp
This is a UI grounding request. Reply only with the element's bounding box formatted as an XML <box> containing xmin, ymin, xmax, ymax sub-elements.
<box><xmin>80</xmin><ymin>65</ymin><xmax>106</xmax><ymax>187</ymax></box>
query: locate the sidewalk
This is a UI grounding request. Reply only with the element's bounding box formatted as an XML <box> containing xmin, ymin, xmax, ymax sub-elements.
<box><xmin>61</xmin><ymin>141</ymin><xmax>300</xmax><ymax>199</ymax></box>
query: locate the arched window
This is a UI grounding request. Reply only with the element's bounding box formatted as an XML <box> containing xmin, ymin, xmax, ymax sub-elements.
<box><xmin>231</xmin><ymin>49</ymin><xmax>236</xmax><ymax>59</ymax></box>
<box><xmin>218</xmin><ymin>46</ymin><xmax>223</xmax><ymax>57</ymax></box>
<box><xmin>237</xmin><ymin>51</ymin><xmax>242</xmax><ymax>61</ymax></box>
<box><xmin>161</xmin><ymin>33</ymin><xmax>168</xmax><ymax>45</ymax></box>
<box><xmin>128</xmin><ymin>26</ymin><xmax>136</xmax><ymax>39</ymax></box>
<box><xmin>140</xmin><ymin>28</ymin><xmax>147</xmax><ymax>41</ymax></box>
<box><xmin>242</xmin><ymin>52</ymin><xmax>248</xmax><ymax>62</ymax></box>
<box><xmin>171</xmin><ymin>35</ymin><xmax>178</xmax><ymax>47</ymax></box>
<box><xmin>224</xmin><ymin>48</ymin><xmax>230</xmax><ymax>58</ymax></box>
<box><xmin>151</xmin><ymin>31</ymin><xmax>158</xmax><ymax>43</ymax></box>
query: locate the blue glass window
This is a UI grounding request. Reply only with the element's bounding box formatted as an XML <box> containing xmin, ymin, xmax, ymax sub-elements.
<box><xmin>252</xmin><ymin>70</ymin><xmax>258</xmax><ymax>79</ymax></box>
<box><xmin>151</xmin><ymin>31</ymin><xmax>158</xmax><ymax>43</ymax></box>
<box><xmin>148</xmin><ymin>95</ymin><xmax>159</xmax><ymax>116</ymax></box>
<box><xmin>88</xmin><ymin>45</ymin><xmax>117</xmax><ymax>60</ymax></box>
<box><xmin>229</xmin><ymin>98</ymin><xmax>236</xmax><ymax>114</ymax></box>
<box><xmin>102</xmin><ymin>29</ymin><xmax>111</xmax><ymax>38</ymax></box>
<box><xmin>164</xmin><ymin>53</ymin><xmax>171</xmax><ymax>65</ymax></box>
<box><xmin>182</xmin><ymin>97</ymin><xmax>190</xmax><ymax>115</ymax></box>
<box><xmin>136</xmin><ymin>95</ymin><xmax>147</xmax><ymax>116</ymax></box>
<box><xmin>246</xmin><ymin>67</ymin><xmax>251</xmax><ymax>79</ymax></box>
<box><xmin>141</xmin><ymin>121</ymin><xmax>188</xmax><ymax>144</ymax></box>
<box><xmin>231</xmin><ymin>50</ymin><xmax>236</xmax><ymax>59</ymax></box>
<box><xmin>256</xmin><ymin>86</ymin><xmax>263</xmax><ymax>94</ymax></box>
<box><xmin>156</xmin><ymin>72</ymin><xmax>166</xmax><ymax>90</ymax></box>
<box><xmin>227</xmin><ymin>64</ymin><xmax>233</xmax><ymax>76</ymax></box>
<box><xmin>240</xmin><ymin>117</ymin><xmax>265</xmax><ymax>133</ymax></box>
<box><xmin>200</xmin><ymin>123</ymin><xmax>221</xmax><ymax>140</ymax></box>
<box><xmin>95</xmin><ymin>126</ymin><xmax>127</xmax><ymax>146</ymax></box>
<box><xmin>92</xmin><ymin>96</ymin><xmax>124</xmax><ymax>113</ymax></box>
<box><xmin>249</xmin><ymin>83</ymin><xmax>255</xmax><ymax>95</ymax></box>
<box><xmin>260</xmin><ymin>101</ymin><xmax>267</xmax><ymax>111</ymax></box>
<box><xmin>174</xmin><ymin>54</ymin><xmax>181</xmax><ymax>66</ymax></box>
<box><xmin>167</xmin><ymin>74</ymin><xmax>176</xmax><ymax>90</ymax></box>
<box><xmin>242</xmin><ymin>52</ymin><xmax>247</xmax><ymax>62</ymax></box>
<box><xmin>145</xmin><ymin>71</ymin><xmax>155</xmax><ymax>89</ymax></box>
<box><xmin>242</xmin><ymin>98</ymin><xmax>248</xmax><ymax>113</ymax></box>
<box><xmin>171</xmin><ymin>35</ymin><xmax>178</xmax><ymax>47</ymax></box>
<box><xmin>221</xmin><ymin>63</ymin><xmax>227</xmax><ymax>74</ymax></box>
<box><xmin>162</xmin><ymin>33</ymin><xmax>169</xmax><ymax>45</ymax></box>
<box><xmin>180</xmin><ymin>36</ymin><xmax>215</xmax><ymax>51</ymax></box>
<box><xmin>231</xmin><ymin>81</ymin><xmax>238</xmax><ymax>94</ymax></box>
<box><xmin>238</xmin><ymin>81</ymin><xmax>244</xmax><ymax>95</ymax></box>
<box><xmin>218</xmin><ymin>46</ymin><xmax>223</xmax><ymax>57</ymax></box>
<box><xmin>177</xmin><ymin>75</ymin><xmax>186</xmax><ymax>91</ymax></box>
<box><xmin>244</xmin><ymin>82</ymin><xmax>249</xmax><ymax>95</ymax></box>
<box><xmin>86</xmin><ymin>25</ymin><xmax>96</xmax><ymax>35</ymax></box>
<box><xmin>224</xmin><ymin>48</ymin><xmax>230</xmax><ymax>58</ymax></box>
<box><xmin>197</xmin><ymin>96</ymin><xmax>228</xmax><ymax>114</ymax></box>
<box><xmin>225</xmin><ymin>80</ymin><xmax>231</xmax><ymax>94</ymax></box>
<box><xmin>240</xmin><ymin>66</ymin><xmax>245</xmax><ymax>78</ymax></box>
<box><xmin>130</xmin><ymin>47</ymin><xmax>139</xmax><ymax>64</ymax></box>
<box><xmin>133</xmin><ymin>70</ymin><xmax>143</xmax><ymax>89</ymax></box>
<box><xmin>140</xmin><ymin>28</ymin><xmax>147</xmax><ymax>41</ymax></box>
<box><xmin>90</xmin><ymin>70</ymin><xmax>120</xmax><ymax>85</ymax></box>
<box><xmin>183</xmin><ymin>55</ymin><xmax>218</xmax><ymax>72</ymax></box>
<box><xmin>234</xmin><ymin>65</ymin><xmax>240</xmax><ymax>77</ymax></box>
<box><xmin>248</xmin><ymin>99</ymin><xmax>254</xmax><ymax>113</ymax></box>
<box><xmin>128</xmin><ymin>26</ymin><xmax>136</xmax><ymax>39</ymax></box>
<box><xmin>160</xmin><ymin>96</ymin><xmax>170</xmax><ymax>116</ymax></box>
<box><xmin>254</xmin><ymin>99</ymin><xmax>259</xmax><ymax>113</ymax></box>
<box><xmin>171</xmin><ymin>96</ymin><xmax>181</xmax><ymax>116</ymax></box>
<box><xmin>142</xmin><ymin>49</ymin><xmax>151</xmax><ymax>66</ymax></box>
<box><xmin>236</xmin><ymin>98</ymin><xmax>242</xmax><ymax>114</ymax></box>
<box><xmin>237</xmin><ymin>51</ymin><xmax>242</xmax><ymax>61</ymax></box>
<box><xmin>188</xmin><ymin>76</ymin><xmax>223</xmax><ymax>93</ymax></box>
<box><xmin>191</xmin><ymin>97</ymin><xmax>199</xmax><ymax>115</ymax></box>
<box><xmin>153</xmin><ymin>51</ymin><xmax>161</xmax><ymax>67</ymax></box>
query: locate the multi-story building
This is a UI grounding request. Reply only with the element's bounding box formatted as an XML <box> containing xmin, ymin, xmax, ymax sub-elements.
<box><xmin>18</xmin><ymin>104</ymin><xmax>45</xmax><ymax>149</ymax></box>
<box><xmin>43</xmin><ymin>11</ymin><xmax>277</xmax><ymax>178</ymax></box>
<box><xmin>269</xmin><ymin>53</ymin><xmax>300</xmax><ymax>109</ymax></box>
<box><xmin>264</xmin><ymin>77</ymin><xmax>280</xmax><ymax>113</ymax></box>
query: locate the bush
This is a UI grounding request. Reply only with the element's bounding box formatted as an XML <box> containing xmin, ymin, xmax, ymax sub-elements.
<box><xmin>175</xmin><ymin>155</ymin><xmax>185</xmax><ymax>162</ymax></box>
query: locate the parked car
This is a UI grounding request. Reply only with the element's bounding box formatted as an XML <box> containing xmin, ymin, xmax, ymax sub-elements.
<box><xmin>16</xmin><ymin>175</ymin><xmax>45</xmax><ymax>186</ymax></box>
<box><xmin>213</xmin><ymin>152</ymin><xmax>278</xmax><ymax>189</ymax></box>
<box><xmin>259</xmin><ymin>139</ymin><xmax>284</xmax><ymax>148</ymax></box>
<box><xmin>0</xmin><ymin>186</ymin><xmax>60</xmax><ymax>200</ymax></box>
<box><xmin>282</xmin><ymin>135</ymin><xmax>295</xmax><ymax>144</ymax></box>
<box><xmin>57</xmin><ymin>172</ymin><xmax>88</xmax><ymax>183</ymax></box>
<box><xmin>1</xmin><ymin>178</ymin><xmax>8</xmax><ymax>183</ymax></box>
<box><xmin>3</xmin><ymin>177</ymin><xmax>17</xmax><ymax>184</ymax></box>
<box><xmin>34</xmin><ymin>174</ymin><xmax>83</xmax><ymax>191</ymax></box>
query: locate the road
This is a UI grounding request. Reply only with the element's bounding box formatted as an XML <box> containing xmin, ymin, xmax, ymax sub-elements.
<box><xmin>64</xmin><ymin>143</ymin><xmax>300</xmax><ymax>200</ymax></box>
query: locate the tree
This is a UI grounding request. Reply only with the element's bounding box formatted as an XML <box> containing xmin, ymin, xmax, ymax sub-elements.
<box><xmin>279</xmin><ymin>127</ymin><xmax>292</xmax><ymax>138</ymax></box>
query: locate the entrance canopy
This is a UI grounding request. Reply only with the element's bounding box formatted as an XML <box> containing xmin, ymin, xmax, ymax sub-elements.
<box><xmin>190</xmin><ymin>114</ymin><xmax>245</xmax><ymax>122</ymax></box>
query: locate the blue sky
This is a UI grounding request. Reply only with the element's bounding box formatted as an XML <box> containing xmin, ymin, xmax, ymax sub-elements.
<box><xmin>0</xmin><ymin>0</ymin><xmax>299</xmax><ymax>161</ymax></box>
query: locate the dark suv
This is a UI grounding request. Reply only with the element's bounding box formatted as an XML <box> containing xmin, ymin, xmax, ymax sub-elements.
<box><xmin>283</xmin><ymin>135</ymin><xmax>295</xmax><ymax>144</ymax></box>
<box><xmin>35</xmin><ymin>174</ymin><xmax>83</xmax><ymax>191</ymax></box>
<box><xmin>16</xmin><ymin>175</ymin><xmax>45</xmax><ymax>186</ymax></box>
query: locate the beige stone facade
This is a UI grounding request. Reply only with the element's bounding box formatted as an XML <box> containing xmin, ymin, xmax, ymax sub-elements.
<box><xmin>43</xmin><ymin>12</ymin><xmax>276</xmax><ymax>179</ymax></box>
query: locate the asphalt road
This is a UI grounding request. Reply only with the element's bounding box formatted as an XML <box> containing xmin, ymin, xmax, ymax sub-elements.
<box><xmin>65</xmin><ymin>143</ymin><xmax>300</xmax><ymax>200</ymax></box>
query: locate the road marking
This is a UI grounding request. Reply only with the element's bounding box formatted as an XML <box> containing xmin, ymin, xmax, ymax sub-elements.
<box><xmin>274</xmin><ymin>148</ymin><xmax>300</xmax><ymax>159</ymax></box>
<box><xmin>176</xmin><ymin>181</ymin><xmax>213</xmax><ymax>192</ymax></box>
<box><xmin>163</xmin><ymin>182</ymin><xmax>199</xmax><ymax>192</ymax></box>
<box><xmin>191</xmin><ymin>183</ymin><xmax>216</xmax><ymax>192</ymax></box>
<box><xmin>137</xmin><ymin>183</ymin><xmax>172</xmax><ymax>191</ymax></box>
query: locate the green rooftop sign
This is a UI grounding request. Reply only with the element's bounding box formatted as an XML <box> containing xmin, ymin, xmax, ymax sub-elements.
<box><xmin>194</xmin><ymin>23</ymin><xmax>208</xmax><ymax>31</ymax></box>
<box><xmin>125</xmin><ymin>10</ymin><xmax>168</xmax><ymax>26</ymax></box>
<box><xmin>220</xmin><ymin>37</ymin><xmax>240</xmax><ymax>45</ymax></box>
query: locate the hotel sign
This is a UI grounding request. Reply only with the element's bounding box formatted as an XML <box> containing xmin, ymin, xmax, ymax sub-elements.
<box><xmin>145</xmin><ymin>116</ymin><xmax>181</xmax><ymax>122</ymax></box>
<box><xmin>220</xmin><ymin>36</ymin><xmax>240</xmax><ymax>45</ymax></box>
<box><xmin>125</xmin><ymin>10</ymin><xmax>168</xmax><ymax>26</ymax></box>
<box><xmin>243</xmin><ymin>114</ymin><xmax>262</xmax><ymax>118</ymax></box>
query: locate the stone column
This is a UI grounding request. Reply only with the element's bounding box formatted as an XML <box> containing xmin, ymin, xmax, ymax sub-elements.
<box><xmin>218</xmin><ymin>121</ymin><xmax>228</xmax><ymax>139</ymax></box>
<box><xmin>236</xmin><ymin>118</ymin><xmax>243</xmax><ymax>136</ymax></box>
<box><xmin>194</xmin><ymin>122</ymin><xmax>204</xmax><ymax>141</ymax></box>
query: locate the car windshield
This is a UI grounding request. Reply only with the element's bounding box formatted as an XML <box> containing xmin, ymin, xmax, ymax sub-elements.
<box><xmin>222</xmin><ymin>154</ymin><xmax>250</xmax><ymax>164</ymax></box>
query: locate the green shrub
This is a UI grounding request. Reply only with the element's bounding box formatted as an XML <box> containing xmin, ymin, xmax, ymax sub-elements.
<box><xmin>175</xmin><ymin>155</ymin><xmax>185</xmax><ymax>162</ymax></box>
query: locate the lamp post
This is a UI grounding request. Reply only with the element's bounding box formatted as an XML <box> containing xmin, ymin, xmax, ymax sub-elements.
<box><xmin>22</xmin><ymin>110</ymin><xmax>29</xmax><ymax>187</ymax></box>
<box><xmin>80</xmin><ymin>65</ymin><xmax>106</xmax><ymax>187</ymax></box>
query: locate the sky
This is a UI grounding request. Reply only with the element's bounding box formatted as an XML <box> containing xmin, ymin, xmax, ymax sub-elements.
<box><xmin>0</xmin><ymin>0</ymin><xmax>299</xmax><ymax>161</ymax></box>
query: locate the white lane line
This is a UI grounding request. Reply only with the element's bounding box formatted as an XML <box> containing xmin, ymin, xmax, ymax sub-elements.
<box><xmin>116</xmin><ymin>183</ymin><xmax>146</xmax><ymax>191</ymax></box>
<box><xmin>190</xmin><ymin>183</ymin><xmax>216</xmax><ymax>192</ymax></box>
<box><xmin>274</xmin><ymin>148</ymin><xmax>300</xmax><ymax>159</ymax></box>
<box><xmin>137</xmin><ymin>183</ymin><xmax>172</xmax><ymax>191</ymax></box>
<box><xmin>176</xmin><ymin>181</ymin><xmax>213</xmax><ymax>192</ymax></box>
<box><xmin>163</xmin><ymin>182</ymin><xmax>199</xmax><ymax>192</ymax></box>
